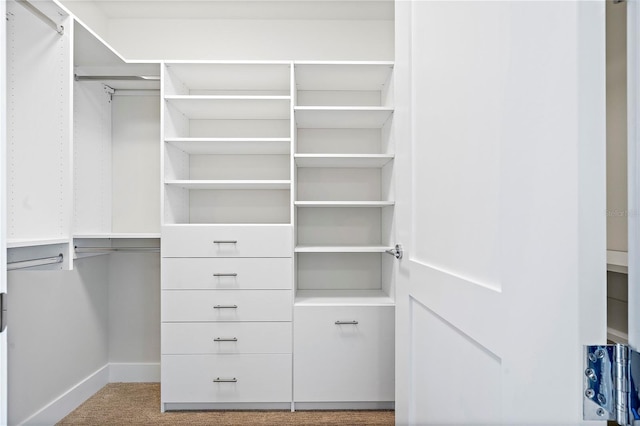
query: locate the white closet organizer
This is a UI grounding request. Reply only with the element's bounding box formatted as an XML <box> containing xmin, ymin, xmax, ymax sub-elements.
<box><xmin>161</xmin><ymin>62</ymin><xmax>294</xmax><ymax>410</ymax></box>
<box><xmin>292</xmin><ymin>62</ymin><xmax>395</xmax><ymax>408</ymax></box>
<box><xmin>5</xmin><ymin>0</ymin><xmax>73</xmax><ymax>270</ymax></box>
<box><xmin>72</xmin><ymin>22</ymin><xmax>160</xmax><ymax>255</ymax></box>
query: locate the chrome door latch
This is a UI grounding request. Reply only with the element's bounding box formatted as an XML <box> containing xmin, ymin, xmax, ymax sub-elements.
<box><xmin>385</xmin><ymin>244</ymin><xmax>403</xmax><ymax>260</ymax></box>
<box><xmin>583</xmin><ymin>344</ymin><xmax>640</xmax><ymax>425</ymax></box>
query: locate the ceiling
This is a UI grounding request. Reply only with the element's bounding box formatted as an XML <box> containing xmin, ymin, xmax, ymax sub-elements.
<box><xmin>59</xmin><ymin>0</ymin><xmax>394</xmax><ymax>21</ymax></box>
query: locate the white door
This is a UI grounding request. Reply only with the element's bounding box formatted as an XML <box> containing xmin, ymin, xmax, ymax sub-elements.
<box><xmin>0</xmin><ymin>0</ymin><xmax>8</xmax><ymax>423</ymax></box>
<box><xmin>394</xmin><ymin>1</ymin><xmax>607</xmax><ymax>424</ymax></box>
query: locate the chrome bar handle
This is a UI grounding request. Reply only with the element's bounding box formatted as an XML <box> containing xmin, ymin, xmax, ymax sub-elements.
<box><xmin>213</xmin><ymin>240</ymin><xmax>237</xmax><ymax>244</ymax></box>
<box><xmin>335</xmin><ymin>320</ymin><xmax>359</xmax><ymax>325</ymax></box>
<box><xmin>214</xmin><ymin>337</ymin><xmax>238</xmax><ymax>342</ymax></box>
<box><xmin>213</xmin><ymin>305</ymin><xmax>238</xmax><ymax>309</ymax></box>
<box><xmin>213</xmin><ymin>377</ymin><xmax>237</xmax><ymax>383</ymax></box>
<box><xmin>213</xmin><ymin>273</ymin><xmax>238</xmax><ymax>277</ymax></box>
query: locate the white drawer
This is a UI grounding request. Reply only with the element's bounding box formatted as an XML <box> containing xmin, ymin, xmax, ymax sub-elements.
<box><xmin>162</xmin><ymin>290</ymin><xmax>292</xmax><ymax>322</ymax></box>
<box><xmin>162</xmin><ymin>354</ymin><xmax>292</xmax><ymax>403</ymax></box>
<box><xmin>293</xmin><ymin>305</ymin><xmax>394</xmax><ymax>402</ymax></box>
<box><xmin>162</xmin><ymin>225</ymin><xmax>292</xmax><ymax>258</ymax></box>
<box><xmin>162</xmin><ymin>322</ymin><xmax>291</xmax><ymax>354</ymax></box>
<box><xmin>162</xmin><ymin>258</ymin><xmax>292</xmax><ymax>290</ymax></box>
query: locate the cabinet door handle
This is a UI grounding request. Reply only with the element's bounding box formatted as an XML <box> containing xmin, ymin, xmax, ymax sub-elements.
<box><xmin>335</xmin><ymin>320</ymin><xmax>358</xmax><ymax>325</ymax></box>
<box><xmin>213</xmin><ymin>273</ymin><xmax>238</xmax><ymax>277</ymax></box>
<box><xmin>214</xmin><ymin>337</ymin><xmax>238</xmax><ymax>342</ymax></box>
<box><xmin>213</xmin><ymin>240</ymin><xmax>237</xmax><ymax>244</ymax></box>
<box><xmin>213</xmin><ymin>377</ymin><xmax>237</xmax><ymax>383</ymax></box>
<box><xmin>213</xmin><ymin>305</ymin><xmax>238</xmax><ymax>309</ymax></box>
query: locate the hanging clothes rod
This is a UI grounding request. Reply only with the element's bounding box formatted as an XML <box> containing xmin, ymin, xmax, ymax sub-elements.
<box><xmin>7</xmin><ymin>253</ymin><xmax>64</xmax><ymax>271</ymax></box>
<box><xmin>74</xmin><ymin>247</ymin><xmax>160</xmax><ymax>253</ymax></box>
<box><xmin>16</xmin><ymin>0</ymin><xmax>64</xmax><ymax>35</ymax></box>
<box><xmin>74</xmin><ymin>75</ymin><xmax>161</xmax><ymax>82</ymax></box>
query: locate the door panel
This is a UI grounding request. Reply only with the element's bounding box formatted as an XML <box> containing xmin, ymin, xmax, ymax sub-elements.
<box><xmin>395</xmin><ymin>1</ymin><xmax>607</xmax><ymax>424</ymax></box>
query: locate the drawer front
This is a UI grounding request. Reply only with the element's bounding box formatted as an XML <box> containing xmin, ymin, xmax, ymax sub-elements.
<box><xmin>162</xmin><ymin>290</ymin><xmax>292</xmax><ymax>322</ymax></box>
<box><xmin>162</xmin><ymin>225</ymin><xmax>292</xmax><ymax>258</ymax></box>
<box><xmin>162</xmin><ymin>322</ymin><xmax>291</xmax><ymax>354</ymax></box>
<box><xmin>162</xmin><ymin>258</ymin><xmax>292</xmax><ymax>290</ymax></box>
<box><xmin>293</xmin><ymin>306</ymin><xmax>394</xmax><ymax>402</ymax></box>
<box><xmin>162</xmin><ymin>354</ymin><xmax>292</xmax><ymax>403</ymax></box>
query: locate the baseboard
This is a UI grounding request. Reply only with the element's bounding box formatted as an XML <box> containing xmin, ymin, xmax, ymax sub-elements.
<box><xmin>19</xmin><ymin>364</ymin><xmax>109</xmax><ymax>426</ymax></box>
<box><xmin>109</xmin><ymin>362</ymin><xmax>160</xmax><ymax>382</ymax></box>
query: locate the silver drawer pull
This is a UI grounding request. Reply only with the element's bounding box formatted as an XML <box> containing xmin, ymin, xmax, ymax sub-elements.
<box><xmin>213</xmin><ymin>273</ymin><xmax>238</xmax><ymax>277</ymax></box>
<box><xmin>213</xmin><ymin>377</ymin><xmax>237</xmax><ymax>383</ymax></box>
<box><xmin>214</xmin><ymin>240</ymin><xmax>237</xmax><ymax>244</ymax></box>
<box><xmin>214</xmin><ymin>337</ymin><xmax>238</xmax><ymax>342</ymax></box>
<box><xmin>335</xmin><ymin>320</ymin><xmax>358</xmax><ymax>325</ymax></box>
<box><xmin>214</xmin><ymin>305</ymin><xmax>238</xmax><ymax>309</ymax></box>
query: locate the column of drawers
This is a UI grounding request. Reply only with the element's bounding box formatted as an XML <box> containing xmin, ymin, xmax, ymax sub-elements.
<box><xmin>161</xmin><ymin>225</ymin><xmax>293</xmax><ymax>406</ymax></box>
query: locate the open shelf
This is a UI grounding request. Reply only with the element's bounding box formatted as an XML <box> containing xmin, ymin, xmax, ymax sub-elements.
<box><xmin>295</xmin><ymin>245</ymin><xmax>392</xmax><ymax>253</ymax></box>
<box><xmin>7</xmin><ymin>238</ymin><xmax>70</xmax><ymax>249</ymax></box>
<box><xmin>294</xmin><ymin>289</ymin><xmax>394</xmax><ymax>306</ymax></box>
<box><xmin>164</xmin><ymin>63</ymin><xmax>291</xmax><ymax>96</ymax></box>
<box><xmin>166</xmin><ymin>96</ymin><xmax>290</xmax><ymax>120</ymax></box>
<box><xmin>166</xmin><ymin>138</ymin><xmax>290</xmax><ymax>155</ymax></box>
<box><xmin>294</xmin><ymin>107</ymin><xmax>393</xmax><ymax>128</ymax></box>
<box><xmin>607</xmin><ymin>327</ymin><xmax>629</xmax><ymax>344</ymax></box>
<box><xmin>295</xmin><ymin>201</ymin><xmax>394</xmax><ymax>208</ymax></box>
<box><xmin>165</xmin><ymin>180</ymin><xmax>291</xmax><ymax>190</ymax></box>
<box><xmin>295</xmin><ymin>62</ymin><xmax>394</xmax><ymax>91</ymax></box>
<box><xmin>295</xmin><ymin>154</ymin><xmax>393</xmax><ymax>168</ymax></box>
<box><xmin>73</xmin><ymin>233</ymin><xmax>161</xmax><ymax>239</ymax></box>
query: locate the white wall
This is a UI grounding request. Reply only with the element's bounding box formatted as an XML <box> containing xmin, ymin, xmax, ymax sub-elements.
<box><xmin>7</xmin><ymin>255</ymin><xmax>109</xmax><ymax>425</ymax></box>
<box><xmin>108</xmin><ymin>253</ymin><xmax>160</xmax><ymax>366</ymax></box>
<box><xmin>106</xmin><ymin>19</ymin><xmax>393</xmax><ymax>61</ymax></box>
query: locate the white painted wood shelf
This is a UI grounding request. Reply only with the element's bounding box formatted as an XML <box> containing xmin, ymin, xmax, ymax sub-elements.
<box><xmin>295</xmin><ymin>201</ymin><xmax>394</xmax><ymax>208</ymax></box>
<box><xmin>6</xmin><ymin>238</ymin><xmax>69</xmax><ymax>248</ymax></box>
<box><xmin>165</xmin><ymin>96</ymin><xmax>291</xmax><ymax>119</ymax></box>
<box><xmin>294</xmin><ymin>154</ymin><xmax>393</xmax><ymax>168</ymax></box>
<box><xmin>294</xmin><ymin>107</ymin><xmax>393</xmax><ymax>128</ymax></box>
<box><xmin>607</xmin><ymin>327</ymin><xmax>629</xmax><ymax>344</ymax></box>
<box><xmin>295</xmin><ymin>245</ymin><xmax>393</xmax><ymax>253</ymax></box>
<box><xmin>73</xmin><ymin>233</ymin><xmax>161</xmax><ymax>239</ymax></box>
<box><xmin>294</xmin><ymin>290</ymin><xmax>394</xmax><ymax>306</ymax></box>
<box><xmin>165</xmin><ymin>180</ymin><xmax>291</xmax><ymax>190</ymax></box>
<box><xmin>166</xmin><ymin>138</ymin><xmax>290</xmax><ymax>155</ymax></box>
<box><xmin>294</xmin><ymin>62</ymin><xmax>394</xmax><ymax>91</ymax></box>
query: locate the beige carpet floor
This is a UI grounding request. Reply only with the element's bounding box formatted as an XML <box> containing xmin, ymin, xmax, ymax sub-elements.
<box><xmin>57</xmin><ymin>383</ymin><xmax>395</xmax><ymax>425</ymax></box>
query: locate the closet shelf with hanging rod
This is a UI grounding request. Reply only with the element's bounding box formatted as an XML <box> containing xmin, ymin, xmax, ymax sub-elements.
<box><xmin>7</xmin><ymin>253</ymin><xmax>64</xmax><ymax>271</ymax></box>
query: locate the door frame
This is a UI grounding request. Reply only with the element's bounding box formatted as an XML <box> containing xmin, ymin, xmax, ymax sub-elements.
<box><xmin>629</xmin><ymin>0</ymin><xmax>639</xmax><ymax>350</ymax></box>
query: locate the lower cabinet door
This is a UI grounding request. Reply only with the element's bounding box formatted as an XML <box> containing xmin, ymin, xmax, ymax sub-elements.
<box><xmin>162</xmin><ymin>354</ymin><xmax>292</xmax><ymax>403</ymax></box>
<box><xmin>293</xmin><ymin>305</ymin><xmax>394</xmax><ymax>402</ymax></box>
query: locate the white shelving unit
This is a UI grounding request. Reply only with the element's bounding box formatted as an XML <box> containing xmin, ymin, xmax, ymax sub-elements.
<box><xmin>5</xmin><ymin>1</ymin><xmax>74</xmax><ymax>270</ymax></box>
<box><xmin>163</xmin><ymin>63</ymin><xmax>292</xmax><ymax>225</ymax></box>
<box><xmin>73</xmin><ymin>22</ymin><xmax>161</xmax><ymax>241</ymax></box>
<box><xmin>293</xmin><ymin>62</ymin><xmax>395</xmax><ymax>306</ymax></box>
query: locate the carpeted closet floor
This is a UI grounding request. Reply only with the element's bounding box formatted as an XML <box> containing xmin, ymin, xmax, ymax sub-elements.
<box><xmin>57</xmin><ymin>383</ymin><xmax>395</xmax><ymax>425</ymax></box>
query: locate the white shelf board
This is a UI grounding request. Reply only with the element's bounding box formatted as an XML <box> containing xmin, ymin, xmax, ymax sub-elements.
<box><xmin>165</xmin><ymin>63</ymin><xmax>290</xmax><ymax>92</ymax></box>
<box><xmin>294</xmin><ymin>107</ymin><xmax>393</xmax><ymax>128</ymax></box>
<box><xmin>165</xmin><ymin>96</ymin><xmax>290</xmax><ymax>120</ymax></box>
<box><xmin>295</xmin><ymin>154</ymin><xmax>394</xmax><ymax>168</ymax></box>
<box><xmin>295</xmin><ymin>245</ymin><xmax>392</xmax><ymax>253</ymax></box>
<box><xmin>7</xmin><ymin>238</ymin><xmax>69</xmax><ymax>248</ymax></box>
<box><xmin>166</xmin><ymin>138</ymin><xmax>290</xmax><ymax>155</ymax></box>
<box><xmin>295</xmin><ymin>290</ymin><xmax>394</xmax><ymax>306</ymax></box>
<box><xmin>295</xmin><ymin>201</ymin><xmax>395</xmax><ymax>208</ymax></box>
<box><xmin>165</xmin><ymin>180</ymin><xmax>291</xmax><ymax>190</ymax></box>
<box><xmin>73</xmin><ymin>233</ymin><xmax>161</xmax><ymax>239</ymax></box>
<box><xmin>295</xmin><ymin>63</ymin><xmax>394</xmax><ymax>91</ymax></box>
<box><xmin>607</xmin><ymin>327</ymin><xmax>628</xmax><ymax>344</ymax></box>
<box><xmin>607</xmin><ymin>250</ymin><xmax>628</xmax><ymax>274</ymax></box>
